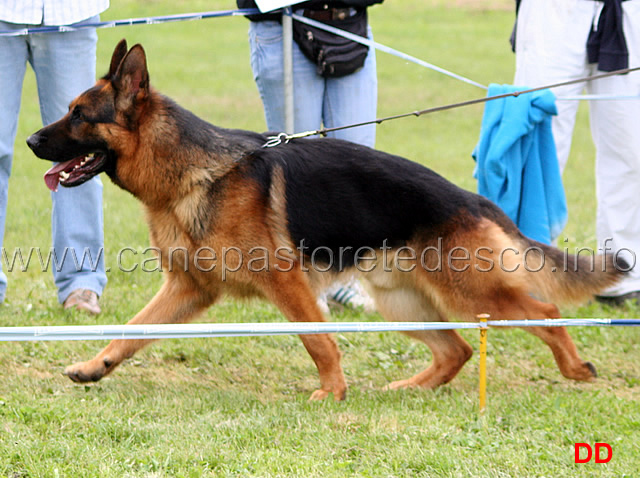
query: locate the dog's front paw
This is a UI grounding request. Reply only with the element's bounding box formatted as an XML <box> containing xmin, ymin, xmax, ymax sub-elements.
<box><xmin>64</xmin><ymin>357</ymin><xmax>113</xmax><ymax>383</ymax></box>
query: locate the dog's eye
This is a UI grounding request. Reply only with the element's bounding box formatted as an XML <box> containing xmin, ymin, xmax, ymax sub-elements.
<box><xmin>70</xmin><ymin>107</ymin><xmax>84</xmax><ymax>123</ymax></box>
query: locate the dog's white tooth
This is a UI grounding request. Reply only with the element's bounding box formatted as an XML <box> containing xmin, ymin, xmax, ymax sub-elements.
<box><xmin>87</xmin><ymin>153</ymin><xmax>95</xmax><ymax>159</ymax></box>
<box><xmin>59</xmin><ymin>171</ymin><xmax>69</xmax><ymax>180</ymax></box>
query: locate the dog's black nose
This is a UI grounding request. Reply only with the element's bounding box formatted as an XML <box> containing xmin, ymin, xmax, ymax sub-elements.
<box><xmin>26</xmin><ymin>133</ymin><xmax>45</xmax><ymax>151</ymax></box>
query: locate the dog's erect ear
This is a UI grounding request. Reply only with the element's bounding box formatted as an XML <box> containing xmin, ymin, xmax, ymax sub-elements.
<box><xmin>107</xmin><ymin>39</ymin><xmax>128</xmax><ymax>79</ymax></box>
<box><xmin>112</xmin><ymin>44</ymin><xmax>149</xmax><ymax>112</ymax></box>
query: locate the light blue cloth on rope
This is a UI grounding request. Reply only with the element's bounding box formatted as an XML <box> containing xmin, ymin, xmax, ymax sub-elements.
<box><xmin>472</xmin><ymin>84</ymin><xmax>567</xmax><ymax>245</ymax></box>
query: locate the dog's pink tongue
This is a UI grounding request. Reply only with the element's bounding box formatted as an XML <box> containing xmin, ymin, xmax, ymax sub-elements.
<box><xmin>43</xmin><ymin>160</ymin><xmax>73</xmax><ymax>192</ymax></box>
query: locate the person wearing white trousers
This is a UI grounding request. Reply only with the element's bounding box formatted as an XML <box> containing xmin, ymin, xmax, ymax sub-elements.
<box><xmin>514</xmin><ymin>0</ymin><xmax>640</xmax><ymax>305</ymax></box>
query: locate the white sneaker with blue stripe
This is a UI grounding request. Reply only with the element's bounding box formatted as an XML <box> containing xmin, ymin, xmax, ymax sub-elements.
<box><xmin>326</xmin><ymin>280</ymin><xmax>376</xmax><ymax>313</ymax></box>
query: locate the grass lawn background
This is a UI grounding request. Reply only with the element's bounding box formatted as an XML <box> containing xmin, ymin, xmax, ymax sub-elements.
<box><xmin>1</xmin><ymin>1</ymin><xmax>638</xmax><ymax>476</ymax></box>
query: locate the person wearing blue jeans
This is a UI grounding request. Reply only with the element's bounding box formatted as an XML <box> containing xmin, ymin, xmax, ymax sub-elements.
<box><xmin>239</xmin><ymin>1</ymin><xmax>382</xmax><ymax>311</ymax></box>
<box><xmin>248</xmin><ymin>14</ymin><xmax>378</xmax><ymax>146</ymax></box>
<box><xmin>0</xmin><ymin>1</ymin><xmax>109</xmax><ymax>314</ymax></box>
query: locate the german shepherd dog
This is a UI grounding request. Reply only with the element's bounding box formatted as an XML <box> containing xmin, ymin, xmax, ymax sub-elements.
<box><xmin>27</xmin><ymin>40</ymin><xmax>624</xmax><ymax>400</ymax></box>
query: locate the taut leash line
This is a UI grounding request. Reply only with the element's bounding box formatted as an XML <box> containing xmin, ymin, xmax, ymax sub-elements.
<box><xmin>263</xmin><ymin>66</ymin><xmax>640</xmax><ymax>147</ymax></box>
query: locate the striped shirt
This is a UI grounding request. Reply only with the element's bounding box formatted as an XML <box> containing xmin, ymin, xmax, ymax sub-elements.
<box><xmin>0</xmin><ymin>0</ymin><xmax>109</xmax><ymax>26</ymax></box>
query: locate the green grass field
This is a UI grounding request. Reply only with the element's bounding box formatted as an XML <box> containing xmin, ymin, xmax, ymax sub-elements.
<box><xmin>1</xmin><ymin>1</ymin><xmax>639</xmax><ymax>476</ymax></box>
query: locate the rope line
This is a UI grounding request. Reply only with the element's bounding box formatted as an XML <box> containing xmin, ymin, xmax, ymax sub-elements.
<box><xmin>1</xmin><ymin>318</ymin><xmax>639</xmax><ymax>342</ymax></box>
<box><xmin>0</xmin><ymin>9</ymin><xmax>260</xmax><ymax>36</ymax></box>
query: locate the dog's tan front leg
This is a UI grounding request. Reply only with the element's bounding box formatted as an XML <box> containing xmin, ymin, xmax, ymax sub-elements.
<box><xmin>262</xmin><ymin>269</ymin><xmax>347</xmax><ymax>401</ymax></box>
<box><xmin>65</xmin><ymin>277</ymin><xmax>215</xmax><ymax>383</ymax></box>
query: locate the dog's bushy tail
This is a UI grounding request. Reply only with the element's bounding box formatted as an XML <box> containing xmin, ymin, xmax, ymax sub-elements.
<box><xmin>525</xmin><ymin>240</ymin><xmax>627</xmax><ymax>304</ymax></box>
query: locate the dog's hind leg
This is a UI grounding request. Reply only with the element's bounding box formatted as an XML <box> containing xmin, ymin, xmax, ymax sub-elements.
<box><xmin>512</xmin><ymin>296</ymin><xmax>597</xmax><ymax>381</ymax></box>
<box><xmin>64</xmin><ymin>276</ymin><xmax>216</xmax><ymax>383</ymax></box>
<box><xmin>526</xmin><ymin>325</ymin><xmax>597</xmax><ymax>380</ymax></box>
<box><xmin>262</xmin><ymin>270</ymin><xmax>347</xmax><ymax>401</ymax></box>
<box><xmin>482</xmin><ymin>290</ymin><xmax>597</xmax><ymax>381</ymax></box>
<box><xmin>370</xmin><ymin>287</ymin><xmax>473</xmax><ymax>390</ymax></box>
